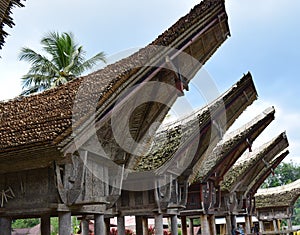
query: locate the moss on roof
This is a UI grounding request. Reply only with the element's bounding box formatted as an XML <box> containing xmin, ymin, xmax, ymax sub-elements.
<box><xmin>193</xmin><ymin>107</ymin><xmax>275</xmax><ymax>183</ymax></box>
<box><xmin>255</xmin><ymin>179</ymin><xmax>300</xmax><ymax>208</ymax></box>
<box><xmin>221</xmin><ymin>132</ymin><xmax>289</xmax><ymax>192</ymax></box>
<box><xmin>0</xmin><ymin>0</ymin><xmax>228</xmax><ymax>158</ymax></box>
<box><xmin>134</xmin><ymin>73</ymin><xmax>257</xmax><ymax>172</ymax></box>
<box><xmin>246</xmin><ymin>150</ymin><xmax>289</xmax><ymax>196</ymax></box>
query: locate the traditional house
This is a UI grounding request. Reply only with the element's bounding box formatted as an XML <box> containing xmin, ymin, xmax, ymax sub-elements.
<box><xmin>0</xmin><ymin>0</ymin><xmax>231</xmax><ymax>234</ymax></box>
<box><xmin>181</xmin><ymin>106</ymin><xmax>276</xmax><ymax>235</ymax></box>
<box><xmin>121</xmin><ymin>73</ymin><xmax>257</xmax><ymax>235</ymax></box>
<box><xmin>255</xmin><ymin>179</ymin><xmax>300</xmax><ymax>234</ymax></box>
<box><xmin>220</xmin><ymin>133</ymin><xmax>289</xmax><ymax>234</ymax></box>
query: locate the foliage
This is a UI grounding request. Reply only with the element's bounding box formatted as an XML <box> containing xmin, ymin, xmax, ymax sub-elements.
<box><xmin>12</xmin><ymin>218</ymin><xmax>40</xmax><ymax>228</ymax></box>
<box><xmin>50</xmin><ymin>216</ymin><xmax>79</xmax><ymax>235</ymax></box>
<box><xmin>110</xmin><ymin>228</ymin><xmax>134</xmax><ymax>235</ymax></box>
<box><xmin>51</xmin><ymin>217</ymin><xmax>59</xmax><ymax>235</ymax></box>
<box><xmin>72</xmin><ymin>216</ymin><xmax>80</xmax><ymax>234</ymax></box>
<box><xmin>260</xmin><ymin>161</ymin><xmax>300</xmax><ymax>225</ymax></box>
<box><xmin>19</xmin><ymin>31</ymin><xmax>106</xmax><ymax>95</ymax></box>
<box><xmin>147</xmin><ymin>226</ymin><xmax>171</xmax><ymax>235</ymax></box>
<box><xmin>293</xmin><ymin>198</ymin><xmax>300</xmax><ymax>225</ymax></box>
<box><xmin>148</xmin><ymin>226</ymin><xmax>155</xmax><ymax>235</ymax></box>
<box><xmin>261</xmin><ymin>161</ymin><xmax>300</xmax><ymax>188</ymax></box>
<box><xmin>164</xmin><ymin>230</ymin><xmax>171</xmax><ymax>235</ymax></box>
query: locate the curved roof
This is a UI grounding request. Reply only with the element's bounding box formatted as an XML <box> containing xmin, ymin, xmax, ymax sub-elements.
<box><xmin>193</xmin><ymin>106</ymin><xmax>275</xmax><ymax>184</ymax></box>
<box><xmin>221</xmin><ymin>132</ymin><xmax>289</xmax><ymax>192</ymax></box>
<box><xmin>255</xmin><ymin>179</ymin><xmax>300</xmax><ymax>208</ymax></box>
<box><xmin>133</xmin><ymin>73</ymin><xmax>257</xmax><ymax>176</ymax></box>
<box><xmin>0</xmin><ymin>0</ymin><xmax>24</xmax><ymax>49</ymax></box>
<box><xmin>0</xmin><ymin>0</ymin><xmax>229</xmax><ymax>173</ymax></box>
<box><xmin>246</xmin><ymin>150</ymin><xmax>289</xmax><ymax>196</ymax></box>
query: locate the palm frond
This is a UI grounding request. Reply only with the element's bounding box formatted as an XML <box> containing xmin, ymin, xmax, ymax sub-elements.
<box><xmin>20</xmin><ymin>31</ymin><xmax>106</xmax><ymax>95</ymax></box>
<box><xmin>73</xmin><ymin>51</ymin><xmax>106</xmax><ymax>75</ymax></box>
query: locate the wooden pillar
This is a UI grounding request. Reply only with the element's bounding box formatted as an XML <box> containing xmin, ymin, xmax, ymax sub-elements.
<box><xmin>273</xmin><ymin>219</ymin><xmax>278</xmax><ymax>232</ymax></box>
<box><xmin>181</xmin><ymin>216</ymin><xmax>188</xmax><ymax>235</ymax></box>
<box><xmin>59</xmin><ymin>212</ymin><xmax>72</xmax><ymax>235</ymax></box>
<box><xmin>142</xmin><ymin>217</ymin><xmax>149</xmax><ymax>235</ymax></box>
<box><xmin>259</xmin><ymin>220</ymin><xmax>264</xmax><ymax>233</ymax></box>
<box><xmin>189</xmin><ymin>218</ymin><xmax>194</xmax><ymax>235</ymax></box>
<box><xmin>171</xmin><ymin>215</ymin><xmax>178</xmax><ymax>235</ymax></box>
<box><xmin>95</xmin><ymin>214</ymin><xmax>106</xmax><ymax>235</ymax></box>
<box><xmin>287</xmin><ymin>218</ymin><xmax>292</xmax><ymax>231</ymax></box>
<box><xmin>41</xmin><ymin>214</ymin><xmax>51</xmax><ymax>235</ymax></box>
<box><xmin>208</xmin><ymin>215</ymin><xmax>216</xmax><ymax>235</ymax></box>
<box><xmin>231</xmin><ymin>215</ymin><xmax>237</xmax><ymax>230</ymax></box>
<box><xmin>155</xmin><ymin>214</ymin><xmax>163</xmax><ymax>235</ymax></box>
<box><xmin>81</xmin><ymin>217</ymin><xmax>90</xmax><ymax>235</ymax></box>
<box><xmin>244</xmin><ymin>216</ymin><xmax>251</xmax><ymax>234</ymax></box>
<box><xmin>225</xmin><ymin>215</ymin><xmax>232</xmax><ymax>235</ymax></box>
<box><xmin>277</xmin><ymin>219</ymin><xmax>281</xmax><ymax>231</ymax></box>
<box><xmin>117</xmin><ymin>215</ymin><xmax>125</xmax><ymax>235</ymax></box>
<box><xmin>201</xmin><ymin>215</ymin><xmax>209</xmax><ymax>235</ymax></box>
<box><xmin>0</xmin><ymin>217</ymin><xmax>12</xmax><ymax>235</ymax></box>
<box><xmin>136</xmin><ymin>216</ymin><xmax>143</xmax><ymax>235</ymax></box>
<box><xmin>105</xmin><ymin>218</ymin><xmax>111</xmax><ymax>235</ymax></box>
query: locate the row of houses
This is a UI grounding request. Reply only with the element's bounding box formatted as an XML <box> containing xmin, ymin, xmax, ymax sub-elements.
<box><xmin>0</xmin><ymin>0</ymin><xmax>299</xmax><ymax>235</ymax></box>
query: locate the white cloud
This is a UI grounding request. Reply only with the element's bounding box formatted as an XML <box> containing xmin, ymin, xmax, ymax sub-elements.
<box><xmin>228</xmin><ymin>99</ymin><xmax>300</xmax><ymax>164</ymax></box>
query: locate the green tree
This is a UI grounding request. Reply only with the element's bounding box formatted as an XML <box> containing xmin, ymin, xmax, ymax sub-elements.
<box><xmin>12</xmin><ymin>218</ymin><xmax>40</xmax><ymax>229</ymax></box>
<box><xmin>261</xmin><ymin>161</ymin><xmax>300</xmax><ymax>188</ymax></box>
<box><xmin>19</xmin><ymin>31</ymin><xmax>106</xmax><ymax>95</ymax></box>
<box><xmin>294</xmin><ymin>198</ymin><xmax>300</xmax><ymax>225</ymax></box>
<box><xmin>261</xmin><ymin>161</ymin><xmax>300</xmax><ymax>225</ymax></box>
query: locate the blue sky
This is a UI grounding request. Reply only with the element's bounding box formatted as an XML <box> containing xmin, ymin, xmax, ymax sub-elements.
<box><xmin>0</xmin><ymin>0</ymin><xmax>299</xmax><ymax>164</ymax></box>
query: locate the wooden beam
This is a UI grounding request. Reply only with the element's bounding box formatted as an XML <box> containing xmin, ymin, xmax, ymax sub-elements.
<box><xmin>154</xmin><ymin>214</ymin><xmax>163</xmax><ymax>235</ymax></box>
<box><xmin>136</xmin><ymin>216</ymin><xmax>143</xmax><ymax>235</ymax></box>
<box><xmin>117</xmin><ymin>216</ymin><xmax>125</xmax><ymax>235</ymax></box>
<box><xmin>142</xmin><ymin>217</ymin><xmax>149</xmax><ymax>235</ymax></box>
<box><xmin>171</xmin><ymin>215</ymin><xmax>178</xmax><ymax>235</ymax></box>
<box><xmin>59</xmin><ymin>212</ymin><xmax>72</xmax><ymax>235</ymax></box>
<box><xmin>81</xmin><ymin>217</ymin><xmax>89</xmax><ymax>235</ymax></box>
<box><xmin>181</xmin><ymin>216</ymin><xmax>188</xmax><ymax>235</ymax></box>
<box><xmin>41</xmin><ymin>214</ymin><xmax>51</xmax><ymax>235</ymax></box>
<box><xmin>0</xmin><ymin>217</ymin><xmax>11</xmax><ymax>235</ymax></box>
<box><xmin>95</xmin><ymin>214</ymin><xmax>106</xmax><ymax>235</ymax></box>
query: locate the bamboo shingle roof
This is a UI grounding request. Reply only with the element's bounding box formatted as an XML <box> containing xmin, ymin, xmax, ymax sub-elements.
<box><xmin>255</xmin><ymin>179</ymin><xmax>300</xmax><ymax>208</ymax></box>
<box><xmin>221</xmin><ymin>132</ymin><xmax>289</xmax><ymax>192</ymax></box>
<box><xmin>0</xmin><ymin>0</ymin><xmax>24</xmax><ymax>49</ymax></box>
<box><xmin>133</xmin><ymin>73</ymin><xmax>257</xmax><ymax>177</ymax></box>
<box><xmin>246</xmin><ymin>150</ymin><xmax>289</xmax><ymax>197</ymax></box>
<box><xmin>0</xmin><ymin>0</ymin><xmax>229</xmax><ymax>173</ymax></box>
<box><xmin>193</xmin><ymin>106</ymin><xmax>275</xmax><ymax>184</ymax></box>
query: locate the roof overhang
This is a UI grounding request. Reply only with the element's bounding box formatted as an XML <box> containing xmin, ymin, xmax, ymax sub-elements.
<box><xmin>121</xmin><ymin>73</ymin><xmax>257</xmax><ymax>190</ymax></box>
<box><xmin>222</xmin><ymin>132</ymin><xmax>289</xmax><ymax>192</ymax></box>
<box><xmin>194</xmin><ymin>106</ymin><xmax>275</xmax><ymax>184</ymax></box>
<box><xmin>255</xmin><ymin>179</ymin><xmax>300</xmax><ymax>209</ymax></box>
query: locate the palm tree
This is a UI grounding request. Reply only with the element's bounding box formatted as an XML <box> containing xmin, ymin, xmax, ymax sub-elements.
<box><xmin>19</xmin><ymin>31</ymin><xmax>106</xmax><ymax>95</ymax></box>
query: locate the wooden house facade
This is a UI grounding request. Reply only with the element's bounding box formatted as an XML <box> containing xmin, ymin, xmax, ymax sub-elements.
<box><xmin>0</xmin><ymin>0</ymin><xmax>295</xmax><ymax>235</ymax></box>
<box><xmin>0</xmin><ymin>0</ymin><xmax>232</xmax><ymax>234</ymax></box>
<box><xmin>255</xmin><ymin>179</ymin><xmax>300</xmax><ymax>234</ymax></box>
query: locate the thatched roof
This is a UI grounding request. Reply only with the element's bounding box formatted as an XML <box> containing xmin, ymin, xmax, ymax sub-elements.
<box><xmin>246</xmin><ymin>150</ymin><xmax>289</xmax><ymax>196</ymax></box>
<box><xmin>133</xmin><ymin>73</ymin><xmax>257</xmax><ymax>178</ymax></box>
<box><xmin>221</xmin><ymin>132</ymin><xmax>289</xmax><ymax>192</ymax></box>
<box><xmin>0</xmin><ymin>0</ymin><xmax>24</xmax><ymax>49</ymax></box>
<box><xmin>193</xmin><ymin>106</ymin><xmax>275</xmax><ymax>184</ymax></box>
<box><xmin>0</xmin><ymin>0</ymin><xmax>229</xmax><ymax>173</ymax></box>
<box><xmin>255</xmin><ymin>179</ymin><xmax>300</xmax><ymax>208</ymax></box>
